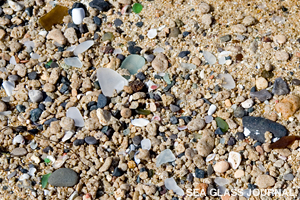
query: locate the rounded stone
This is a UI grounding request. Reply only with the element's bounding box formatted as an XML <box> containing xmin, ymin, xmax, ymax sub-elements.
<box><xmin>11</xmin><ymin>147</ymin><xmax>27</xmax><ymax>157</ymax></box>
<box><xmin>28</xmin><ymin>90</ymin><xmax>43</xmax><ymax>103</ymax></box>
<box><xmin>73</xmin><ymin>139</ymin><xmax>85</xmax><ymax>146</ymax></box>
<box><xmin>234</xmin><ymin>107</ymin><xmax>244</xmax><ymax>118</ymax></box>
<box><xmin>234</xmin><ymin>169</ymin><xmax>245</xmax><ymax>178</ymax></box>
<box><xmin>242</xmin><ymin>16</ymin><xmax>255</xmax><ymax>26</ymax></box>
<box><xmin>255</xmin><ymin>175</ymin><xmax>275</xmax><ymax>189</ymax></box>
<box><xmin>273</xmin><ymin>34</ymin><xmax>287</xmax><ymax>44</ymax></box>
<box><xmin>213</xmin><ymin>161</ymin><xmax>229</xmax><ymax>173</ymax></box>
<box><xmin>84</xmin><ymin>136</ymin><xmax>98</xmax><ymax>145</ymax></box>
<box><xmin>152</xmin><ymin>53</ymin><xmax>168</xmax><ymax>73</ymax></box>
<box><xmin>60</xmin><ymin>117</ymin><xmax>75</xmax><ymax>131</ymax></box>
<box><xmin>0</xmin><ymin>100</ymin><xmax>7</xmax><ymax>112</ymax></box>
<box><xmin>275</xmin><ymin>51</ymin><xmax>289</xmax><ymax>61</ymax></box>
<box><xmin>48</xmin><ymin>168</ymin><xmax>79</xmax><ymax>187</ymax></box>
<box><xmin>132</xmin><ymin>135</ymin><xmax>142</xmax><ymax>145</ymax></box>
<box><xmin>121</xmin><ymin>108</ymin><xmax>132</xmax><ymax>118</ymax></box>
<box><xmin>97</xmin><ymin>94</ymin><xmax>108</xmax><ymax>108</ymax></box>
<box><xmin>241</xmin><ymin>99</ymin><xmax>254</xmax><ymax>109</ymax></box>
<box><xmin>255</xmin><ymin>77</ymin><xmax>268</xmax><ymax>90</ymax></box>
<box><xmin>169</xmin><ymin>27</ymin><xmax>181</xmax><ymax>38</ymax></box>
<box><xmin>283</xmin><ymin>173</ymin><xmax>294</xmax><ymax>181</ymax></box>
<box><xmin>199</xmin><ymin>2</ymin><xmax>210</xmax><ymax>14</ymax></box>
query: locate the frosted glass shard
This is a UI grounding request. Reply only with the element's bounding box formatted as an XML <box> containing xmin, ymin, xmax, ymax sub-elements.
<box><xmin>218</xmin><ymin>56</ymin><xmax>226</xmax><ymax>64</ymax></box>
<box><xmin>66</xmin><ymin>45</ymin><xmax>76</xmax><ymax>52</ymax></box>
<box><xmin>61</xmin><ymin>131</ymin><xmax>74</xmax><ymax>142</ymax></box>
<box><xmin>153</xmin><ymin>47</ymin><xmax>164</xmax><ymax>53</ymax></box>
<box><xmin>180</xmin><ymin>63</ymin><xmax>196</xmax><ymax>70</ymax></box>
<box><xmin>73</xmin><ymin>40</ymin><xmax>94</xmax><ymax>56</ymax></box>
<box><xmin>218</xmin><ymin>51</ymin><xmax>232</xmax><ymax>57</ymax></box>
<box><xmin>164</xmin><ymin>178</ymin><xmax>184</xmax><ymax>196</ymax></box>
<box><xmin>214</xmin><ymin>177</ymin><xmax>231</xmax><ymax>186</ymax></box>
<box><xmin>131</xmin><ymin>118</ymin><xmax>149</xmax><ymax>127</ymax></box>
<box><xmin>2</xmin><ymin>81</ymin><xmax>15</xmax><ymax>96</ymax></box>
<box><xmin>141</xmin><ymin>139</ymin><xmax>151</xmax><ymax>150</ymax></box>
<box><xmin>156</xmin><ymin>149</ymin><xmax>175</xmax><ymax>167</ymax></box>
<box><xmin>30</xmin><ymin>53</ymin><xmax>40</xmax><ymax>59</ymax></box>
<box><xmin>218</xmin><ymin>73</ymin><xmax>236</xmax><ymax>89</ymax></box>
<box><xmin>120</xmin><ymin>55</ymin><xmax>145</xmax><ymax>75</ymax></box>
<box><xmin>203</xmin><ymin>51</ymin><xmax>216</xmax><ymax>65</ymax></box>
<box><xmin>97</xmin><ymin>68</ymin><xmax>128</xmax><ymax>97</ymax></box>
<box><xmin>64</xmin><ymin>57</ymin><xmax>82</xmax><ymax>68</ymax></box>
<box><xmin>10</xmin><ymin>56</ymin><xmax>16</xmax><ymax>65</ymax></box>
<box><xmin>66</xmin><ymin>107</ymin><xmax>84</xmax><ymax>127</ymax></box>
<box><xmin>113</xmin><ymin>48</ymin><xmax>122</xmax><ymax>55</ymax></box>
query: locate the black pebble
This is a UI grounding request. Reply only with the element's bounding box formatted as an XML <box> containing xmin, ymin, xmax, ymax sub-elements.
<box><xmin>128</xmin><ymin>46</ymin><xmax>142</xmax><ymax>54</ymax></box>
<box><xmin>28</xmin><ymin>129</ymin><xmax>38</xmax><ymax>135</ymax></box>
<box><xmin>97</xmin><ymin>94</ymin><xmax>107</xmax><ymax>108</ymax></box>
<box><xmin>79</xmin><ymin>24</ymin><xmax>88</xmax><ymax>34</ymax></box>
<box><xmin>227</xmin><ymin>137</ymin><xmax>236</xmax><ymax>146</ymax></box>
<box><xmin>132</xmin><ymin>135</ymin><xmax>142</xmax><ymax>145</ymax></box>
<box><xmin>89</xmin><ymin>0</ymin><xmax>111</xmax><ymax>12</ymax></box>
<box><xmin>136</xmin><ymin>21</ymin><xmax>144</xmax><ymax>27</ymax></box>
<box><xmin>116</xmin><ymin>54</ymin><xmax>125</xmax><ymax>61</ymax></box>
<box><xmin>28</xmin><ymin>71</ymin><xmax>37</xmax><ymax>80</ymax></box>
<box><xmin>38</xmin><ymin>103</ymin><xmax>45</xmax><ymax>111</ymax></box>
<box><xmin>93</xmin><ymin>16</ymin><xmax>102</xmax><ymax>26</ymax></box>
<box><xmin>57</xmin><ymin>46</ymin><xmax>64</xmax><ymax>52</ymax></box>
<box><xmin>73</xmin><ymin>139</ymin><xmax>85</xmax><ymax>146</ymax></box>
<box><xmin>292</xmin><ymin>79</ymin><xmax>300</xmax><ymax>85</ymax></box>
<box><xmin>170</xmin><ymin>104</ymin><xmax>180</xmax><ymax>112</ymax></box>
<box><xmin>170</xmin><ymin>116</ymin><xmax>178</xmax><ymax>124</ymax></box>
<box><xmin>112</xmin><ymin>167</ymin><xmax>124</xmax><ymax>177</ymax></box>
<box><xmin>44</xmin><ymin>118</ymin><xmax>57</xmax><ymax>125</ymax></box>
<box><xmin>43</xmin><ymin>146</ymin><xmax>53</xmax><ymax>153</ymax></box>
<box><xmin>139</xmin><ymin>35</ymin><xmax>144</xmax><ymax>40</ymax></box>
<box><xmin>215</xmin><ymin>127</ymin><xmax>224</xmax><ymax>135</ymax></box>
<box><xmin>25</xmin><ymin>7</ymin><xmax>33</xmax><ymax>17</ymax></box>
<box><xmin>253</xmin><ymin>141</ymin><xmax>262</xmax><ymax>147</ymax></box>
<box><xmin>234</xmin><ymin>106</ymin><xmax>245</xmax><ymax>118</ymax></box>
<box><xmin>60</xmin><ymin>84</ymin><xmax>69</xmax><ymax>94</ymax></box>
<box><xmin>187</xmin><ymin>173</ymin><xmax>193</xmax><ymax>182</ymax></box>
<box><xmin>114</xmin><ymin>18</ymin><xmax>123</xmax><ymax>27</ymax></box>
<box><xmin>207</xmin><ymin>164</ymin><xmax>214</xmax><ymax>176</ymax></box>
<box><xmin>136</xmin><ymin>72</ymin><xmax>146</xmax><ymax>81</ymax></box>
<box><xmin>195</xmin><ymin>168</ymin><xmax>205</xmax><ymax>178</ymax></box>
<box><xmin>236</xmin><ymin>132</ymin><xmax>245</xmax><ymax>140</ymax></box>
<box><xmin>84</xmin><ymin>136</ymin><xmax>98</xmax><ymax>145</ymax></box>
<box><xmin>15</xmin><ymin>126</ymin><xmax>27</xmax><ymax>133</ymax></box>
<box><xmin>16</xmin><ymin>105</ymin><xmax>26</xmax><ymax>113</ymax></box>
<box><xmin>178</xmin><ymin>51</ymin><xmax>190</xmax><ymax>58</ymax></box>
<box><xmin>182</xmin><ymin>31</ymin><xmax>190</xmax><ymax>37</ymax></box>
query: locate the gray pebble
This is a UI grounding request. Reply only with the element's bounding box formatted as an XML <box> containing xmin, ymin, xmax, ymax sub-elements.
<box><xmin>220</xmin><ymin>35</ymin><xmax>231</xmax><ymax>42</ymax></box>
<box><xmin>11</xmin><ymin>147</ymin><xmax>27</xmax><ymax>157</ymax></box>
<box><xmin>48</xmin><ymin>168</ymin><xmax>79</xmax><ymax>187</ymax></box>
<box><xmin>84</xmin><ymin>136</ymin><xmax>98</xmax><ymax>145</ymax></box>
<box><xmin>28</xmin><ymin>90</ymin><xmax>43</xmax><ymax>103</ymax></box>
<box><xmin>170</xmin><ymin>104</ymin><xmax>180</xmax><ymax>112</ymax></box>
<box><xmin>272</xmin><ymin>77</ymin><xmax>289</xmax><ymax>95</ymax></box>
<box><xmin>132</xmin><ymin>135</ymin><xmax>142</xmax><ymax>145</ymax></box>
<box><xmin>250</xmin><ymin>89</ymin><xmax>272</xmax><ymax>102</ymax></box>
<box><xmin>207</xmin><ymin>164</ymin><xmax>214</xmax><ymax>176</ymax></box>
<box><xmin>283</xmin><ymin>173</ymin><xmax>294</xmax><ymax>181</ymax></box>
<box><xmin>234</xmin><ymin>107</ymin><xmax>245</xmax><ymax>118</ymax></box>
<box><xmin>169</xmin><ymin>27</ymin><xmax>181</xmax><ymax>37</ymax></box>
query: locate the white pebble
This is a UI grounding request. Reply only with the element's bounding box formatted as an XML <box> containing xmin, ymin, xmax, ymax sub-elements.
<box><xmin>141</xmin><ymin>139</ymin><xmax>151</xmax><ymax>150</ymax></box>
<box><xmin>13</xmin><ymin>135</ymin><xmax>25</xmax><ymax>145</ymax></box>
<box><xmin>228</xmin><ymin>151</ymin><xmax>241</xmax><ymax>169</ymax></box>
<box><xmin>8</xmin><ymin>0</ymin><xmax>23</xmax><ymax>11</ymax></box>
<box><xmin>72</xmin><ymin>8</ymin><xmax>85</xmax><ymax>25</ymax></box>
<box><xmin>61</xmin><ymin>131</ymin><xmax>75</xmax><ymax>142</ymax></box>
<box><xmin>241</xmin><ymin>99</ymin><xmax>254</xmax><ymax>109</ymax></box>
<box><xmin>131</xmin><ymin>118</ymin><xmax>149</xmax><ymax>127</ymax></box>
<box><xmin>19</xmin><ymin>174</ymin><xmax>30</xmax><ymax>181</ymax></box>
<box><xmin>208</xmin><ymin>104</ymin><xmax>217</xmax><ymax>115</ymax></box>
<box><xmin>147</xmin><ymin>29</ymin><xmax>157</xmax><ymax>39</ymax></box>
<box><xmin>205</xmin><ymin>153</ymin><xmax>216</xmax><ymax>162</ymax></box>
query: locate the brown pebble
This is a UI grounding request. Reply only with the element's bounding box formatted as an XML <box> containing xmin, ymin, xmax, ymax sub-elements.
<box><xmin>123</xmin><ymin>85</ymin><xmax>133</xmax><ymax>94</ymax></box>
<box><xmin>121</xmin><ymin>108</ymin><xmax>132</xmax><ymax>118</ymax></box>
<box><xmin>129</xmin><ymin>80</ymin><xmax>144</xmax><ymax>92</ymax></box>
<box><xmin>275</xmin><ymin>94</ymin><xmax>300</xmax><ymax>119</ymax></box>
<box><xmin>213</xmin><ymin>161</ymin><xmax>229</xmax><ymax>173</ymax></box>
<box><xmin>0</xmin><ymin>100</ymin><xmax>7</xmax><ymax>112</ymax></box>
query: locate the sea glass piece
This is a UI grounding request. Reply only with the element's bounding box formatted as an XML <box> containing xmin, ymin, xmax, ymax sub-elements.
<box><xmin>39</xmin><ymin>5</ymin><xmax>69</xmax><ymax>31</ymax></box>
<box><xmin>215</xmin><ymin>117</ymin><xmax>229</xmax><ymax>133</ymax></box>
<box><xmin>131</xmin><ymin>118</ymin><xmax>149</xmax><ymax>127</ymax></box>
<box><xmin>132</xmin><ymin>3</ymin><xmax>143</xmax><ymax>14</ymax></box>
<box><xmin>97</xmin><ymin>68</ymin><xmax>128</xmax><ymax>97</ymax></box>
<box><xmin>164</xmin><ymin>178</ymin><xmax>184</xmax><ymax>196</ymax></box>
<box><xmin>102</xmin><ymin>32</ymin><xmax>114</xmax><ymax>41</ymax></box>
<box><xmin>66</xmin><ymin>107</ymin><xmax>84</xmax><ymax>127</ymax></box>
<box><xmin>180</xmin><ymin>63</ymin><xmax>196</xmax><ymax>70</ymax></box>
<box><xmin>269</xmin><ymin>136</ymin><xmax>300</xmax><ymax>149</ymax></box>
<box><xmin>2</xmin><ymin>81</ymin><xmax>15</xmax><ymax>96</ymax></box>
<box><xmin>141</xmin><ymin>139</ymin><xmax>151</xmax><ymax>150</ymax></box>
<box><xmin>73</xmin><ymin>40</ymin><xmax>94</xmax><ymax>56</ymax></box>
<box><xmin>10</xmin><ymin>56</ymin><xmax>16</xmax><ymax>65</ymax></box>
<box><xmin>203</xmin><ymin>51</ymin><xmax>216</xmax><ymax>65</ymax></box>
<box><xmin>41</xmin><ymin>173</ymin><xmax>51</xmax><ymax>188</ymax></box>
<box><xmin>214</xmin><ymin>177</ymin><xmax>231</xmax><ymax>186</ymax></box>
<box><xmin>64</xmin><ymin>57</ymin><xmax>82</xmax><ymax>68</ymax></box>
<box><xmin>120</xmin><ymin>55</ymin><xmax>145</xmax><ymax>75</ymax></box>
<box><xmin>218</xmin><ymin>73</ymin><xmax>236</xmax><ymax>89</ymax></box>
<box><xmin>156</xmin><ymin>149</ymin><xmax>175</xmax><ymax>167</ymax></box>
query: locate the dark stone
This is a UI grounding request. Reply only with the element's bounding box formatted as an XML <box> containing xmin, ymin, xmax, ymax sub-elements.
<box><xmin>236</xmin><ymin>132</ymin><xmax>245</xmax><ymax>140</ymax></box>
<box><xmin>44</xmin><ymin>118</ymin><xmax>57</xmax><ymax>125</ymax></box>
<box><xmin>43</xmin><ymin>146</ymin><xmax>53</xmax><ymax>153</ymax></box>
<box><xmin>195</xmin><ymin>168</ymin><xmax>205</xmax><ymax>178</ymax></box>
<box><xmin>250</xmin><ymin>86</ymin><xmax>256</xmax><ymax>93</ymax></box>
<box><xmin>114</xmin><ymin>18</ymin><xmax>123</xmax><ymax>27</ymax></box>
<box><xmin>89</xmin><ymin>0</ymin><xmax>111</xmax><ymax>12</ymax></box>
<box><xmin>28</xmin><ymin>129</ymin><xmax>38</xmax><ymax>135</ymax></box>
<box><xmin>61</xmin><ymin>76</ymin><xmax>71</xmax><ymax>86</ymax></box>
<box><xmin>38</xmin><ymin>103</ymin><xmax>45</xmax><ymax>111</ymax></box>
<box><xmin>58</xmin><ymin>47</ymin><xmax>64</xmax><ymax>52</ymax></box>
<box><xmin>93</xmin><ymin>16</ymin><xmax>102</xmax><ymax>26</ymax></box>
<box><xmin>169</xmin><ymin>134</ymin><xmax>177</xmax><ymax>140</ymax></box>
<box><xmin>48</xmin><ymin>168</ymin><xmax>79</xmax><ymax>187</ymax></box>
<box><xmin>163</xmin><ymin>81</ymin><xmax>175</xmax><ymax>92</ymax></box>
<box><xmin>136</xmin><ymin>21</ymin><xmax>144</xmax><ymax>27</ymax></box>
<box><xmin>50</xmin><ymin>62</ymin><xmax>59</xmax><ymax>68</ymax></box>
<box><xmin>101</xmin><ymin>126</ymin><xmax>114</xmax><ymax>138</ymax></box>
<box><xmin>136</xmin><ymin>72</ymin><xmax>146</xmax><ymax>81</ymax></box>
<box><xmin>207</xmin><ymin>164</ymin><xmax>214</xmax><ymax>176</ymax></box>
<box><xmin>87</xmin><ymin>101</ymin><xmax>97</xmax><ymax>108</ymax></box>
<box><xmin>187</xmin><ymin>173</ymin><xmax>193</xmax><ymax>182</ymax></box>
<box><xmin>132</xmin><ymin>135</ymin><xmax>142</xmax><ymax>145</ymax></box>
<box><xmin>178</xmin><ymin>51</ymin><xmax>190</xmax><ymax>58</ymax></box>
<box><xmin>170</xmin><ymin>104</ymin><xmax>180</xmax><ymax>112</ymax></box>
<box><xmin>73</xmin><ymin>139</ymin><xmax>85</xmax><ymax>146</ymax></box>
<box><xmin>20</xmin><ymin>168</ymin><xmax>28</xmax><ymax>173</ymax></box>
<box><xmin>169</xmin><ymin>27</ymin><xmax>181</xmax><ymax>37</ymax></box>
<box><xmin>30</xmin><ymin>108</ymin><xmax>42</xmax><ymax>122</ymax></box>
<box><xmin>242</xmin><ymin>116</ymin><xmax>288</xmax><ymax>143</ymax></box>
<box><xmin>144</xmin><ymin>54</ymin><xmax>154</xmax><ymax>62</ymax></box>
<box><xmin>227</xmin><ymin>137</ymin><xmax>236</xmax><ymax>146</ymax></box>
<box><xmin>261</xmin><ymin>70</ymin><xmax>274</xmax><ymax>79</ymax></box>
<box><xmin>60</xmin><ymin>84</ymin><xmax>69</xmax><ymax>94</ymax></box>
<box><xmin>250</xmin><ymin>89</ymin><xmax>272</xmax><ymax>102</ymax></box>
<box><xmin>15</xmin><ymin>126</ymin><xmax>27</xmax><ymax>133</ymax></box>
<box><xmin>215</xmin><ymin>128</ymin><xmax>224</xmax><ymax>135</ymax></box>
<box><xmin>184</xmin><ymin>74</ymin><xmax>190</xmax><ymax>80</ymax></box>
<box><xmin>138</xmin><ymin>35</ymin><xmax>144</xmax><ymax>40</ymax></box>
<box><xmin>25</xmin><ymin>7</ymin><xmax>33</xmax><ymax>17</ymax></box>
<box><xmin>97</xmin><ymin>94</ymin><xmax>108</xmax><ymax>108</ymax></box>
<box><xmin>28</xmin><ymin>71</ymin><xmax>37</xmax><ymax>80</ymax></box>
<box><xmin>128</xmin><ymin>45</ymin><xmax>142</xmax><ymax>54</ymax></box>
<box><xmin>182</xmin><ymin>31</ymin><xmax>190</xmax><ymax>37</ymax></box>
<box><xmin>129</xmin><ymin>80</ymin><xmax>144</xmax><ymax>92</ymax></box>
<box><xmin>44</xmin><ymin>96</ymin><xmax>53</xmax><ymax>103</ymax></box>
<box><xmin>292</xmin><ymin>79</ymin><xmax>300</xmax><ymax>85</ymax></box>
<box><xmin>234</xmin><ymin>107</ymin><xmax>245</xmax><ymax>118</ymax></box>
<box><xmin>220</xmin><ymin>35</ymin><xmax>231</xmax><ymax>42</ymax></box>
<box><xmin>84</xmin><ymin>136</ymin><xmax>98</xmax><ymax>145</ymax></box>
<box><xmin>116</xmin><ymin>54</ymin><xmax>125</xmax><ymax>61</ymax></box>
<box><xmin>179</xmin><ymin>116</ymin><xmax>192</xmax><ymax>124</ymax></box>
<box><xmin>248</xmin><ymin>184</ymin><xmax>257</xmax><ymax>190</ymax></box>
<box><xmin>253</xmin><ymin>142</ymin><xmax>262</xmax><ymax>147</ymax></box>
<box><xmin>79</xmin><ymin>24</ymin><xmax>88</xmax><ymax>34</ymax></box>
<box><xmin>214</xmin><ymin>84</ymin><xmax>221</xmax><ymax>92</ymax></box>
<box><xmin>112</xmin><ymin>167</ymin><xmax>124</xmax><ymax>177</ymax></box>
<box><xmin>170</xmin><ymin>116</ymin><xmax>178</xmax><ymax>124</ymax></box>
<box><xmin>67</xmin><ymin>22</ymin><xmax>79</xmax><ymax>30</ymax></box>
<box><xmin>272</xmin><ymin>77</ymin><xmax>290</xmax><ymax>95</ymax></box>
<box><xmin>16</xmin><ymin>105</ymin><xmax>26</xmax><ymax>113</ymax></box>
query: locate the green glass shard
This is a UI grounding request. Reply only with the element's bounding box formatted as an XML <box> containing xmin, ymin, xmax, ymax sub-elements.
<box><xmin>215</xmin><ymin>117</ymin><xmax>229</xmax><ymax>133</ymax></box>
<box><xmin>41</xmin><ymin>173</ymin><xmax>51</xmax><ymax>188</ymax></box>
<box><xmin>132</xmin><ymin>3</ymin><xmax>143</xmax><ymax>14</ymax></box>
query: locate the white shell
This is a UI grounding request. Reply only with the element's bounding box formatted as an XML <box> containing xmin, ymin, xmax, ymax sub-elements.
<box><xmin>131</xmin><ymin>118</ymin><xmax>149</xmax><ymax>127</ymax></box>
<box><xmin>13</xmin><ymin>135</ymin><xmax>25</xmax><ymax>145</ymax></box>
<box><xmin>205</xmin><ymin>153</ymin><xmax>216</xmax><ymax>162</ymax></box>
<box><xmin>72</xmin><ymin>8</ymin><xmax>85</xmax><ymax>25</ymax></box>
<box><xmin>207</xmin><ymin>104</ymin><xmax>217</xmax><ymax>115</ymax></box>
<box><xmin>228</xmin><ymin>151</ymin><xmax>241</xmax><ymax>169</ymax></box>
<box><xmin>61</xmin><ymin>131</ymin><xmax>75</xmax><ymax>142</ymax></box>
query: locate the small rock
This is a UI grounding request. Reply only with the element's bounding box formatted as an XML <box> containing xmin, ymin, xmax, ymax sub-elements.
<box><xmin>234</xmin><ymin>170</ymin><xmax>245</xmax><ymax>178</ymax></box>
<box><xmin>72</xmin><ymin>8</ymin><xmax>85</xmax><ymax>25</ymax></box>
<box><xmin>170</xmin><ymin>116</ymin><xmax>178</xmax><ymax>124</ymax></box>
<box><xmin>275</xmin><ymin>51</ymin><xmax>289</xmax><ymax>61</ymax></box>
<box><xmin>152</xmin><ymin>53</ymin><xmax>168</xmax><ymax>73</ymax></box>
<box><xmin>11</xmin><ymin>147</ymin><xmax>27</xmax><ymax>157</ymax></box>
<box><xmin>214</xmin><ymin>161</ymin><xmax>229</xmax><ymax>173</ymax></box>
<box><xmin>199</xmin><ymin>2</ymin><xmax>210</xmax><ymax>14</ymax></box>
<box><xmin>73</xmin><ymin>139</ymin><xmax>85</xmax><ymax>146</ymax></box>
<box><xmin>28</xmin><ymin>90</ymin><xmax>43</xmax><ymax>103</ymax></box>
<box><xmin>273</xmin><ymin>34</ymin><xmax>287</xmax><ymax>44</ymax></box>
<box><xmin>215</xmin><ymin>128</ymin><xmax>224</xmax><ymax>135</ymax></box>
<box><xmin>178</xmin><ymin>51</ymin><xmax>190</xmax><ymax>58</ymax></box>
<box><xmin>241</xmin><ymin>99</ymin><xmax>254</xmax><ymax>109</ymax></box>
<box><xmin>48</xmin><ymin>168</ymin><xmax>79</xmax><ymax>187</ymax></box>
<box><xmin>232</xmin><ymin>24</ymin><xmax>247</xmax><ymax>33</ymax></box>
<box><xmin>235</xmin><ymin>132</ymin><xmax>245</xmax><ymax>140</ymax></box>
<box><xmin>242</xmin><ymin>16</ymin><xmax>255</xmax><ymax>26</ymax></box>
<box><xmin>234</xmin><ymin>107</ymin><xmax>244</xmax><ymax>118</ymax></box>
<box><xmin>250</xmin><ymin>89</ymin><xmax>272</xmax><ymax>102</ymax></box>
<box><xmin>220</xmin><ymin>35</ymin><xmax>231</xmax><ymax>42</ymax></box>
<box><xmin>16</xmin><ymin>105</ymin><xmax>26</xmax><ymax>113</ymax></box>
<box><xmin>0</xmin><ymin>100</ymin><xmax>7</xmax><ymax>112</ymax></box>
<box><xmin>202</xmin><ymin>14</ymin><xmax>213</xmax><ymax>26</ymax></box>
<box><xmin>187</xmin><ymin>118</ymin><xmax>205</xmax><ymax>131</ymax></box>
<box><xmin>114</xmin><ymin>18</ymin><xmax>123</xmax><ymax>27</ymax></box>
<box><xmin>283</xmin><ymin>173</ymin><xmax>294</xmax><ymax>181</ymax></box>
<box><xmin>112</xmin><ymin>167</ymin><xmax>124</xmax><ymax>177</ymax></box>
<box><xmin>60</xmin><ymin>117</ymin><xmax>75</xmax><ymax>131</ymax></box>
<box><xmin>47</xmin><ymin>29</ymin><xmax>66</xmax><ymax>46</ymax></box>
<box><xmin>169</xmin><ymin>27</ymin><xmax>181</xmax><ymax>37</ymax></box>
<box><xmin>89</xmin><ymin>0</ymin><xmax>111</xmax><ymax>12</ymax></box>
<box><xmin>292</xmin><ymin>79</ymin><xmax>300</xmax><ymax>85</ymax></box>
<box><xmin>84</xmin><ymin>136</ymin><xmax>98</xmax><ymax>145</ymax></box>
<box><xmin>132</xmin><ymin>135</ymin><xmax>142</xmax><ymax>145</ymax></box>
<box><xmin>28</xmin><ymin>71</ymin><xmax>38</xmax><ymax>80</ymax></box>
<box><xmin>195</xmin><ymin>168</ymin><xmax>205</xmax><ymax>178</ymax></box>
<box><xmin>275</xmin><ymin>94</ymin><xmax>300</xmax><ymax>119</ymax></box>
<box><xmin>272</xmin><ymin>77</ymin><xmax>289</xmax><ymax>95</ymax></box>
<box><xmin>227</xmin><ymin>137</ymin><xmax>236</xmax><ymax>146</ymax></box>
<box><xmin>207</xmin><ymin>104</ymin><xmax>217</xmax><ymax>115</ymax></box>
<box><xmin>170</xmin><ymin>104</ymin><xmax>180</xmax><ymax>112</ymax></box>
<box><xmin>121</xmin><ymin>108</ymin><xmax>132</xmax><ymax>118</ymax></box>
<box><xmin>97</xmin><ymin>94</ymin><xmax>108</xmax><ymax>108</ymax></box>
<box><xmin>207</xmin><ymin>164</ymin><xmax>214</xmax><ymax>176</ymax></box>
<box><xmin>8</xmin><ymin>0</ymin><xmax>23</xmax><ymax>11</ymax></box>
<box><xmin>255</xmin><ymin>175</ymin><xmax>275</xmax><ymax>189</ymax></box>
<box><xmin>256</xmin><ymin>77</ymin><xmax>268</xmax><ymax>90</ymax></box>
<box><xmin>196</xmin><ymin>129</ymin><xmax>215</xmax><ymax>157</ymax></box>
<box><xmin>30</xmin><ymin>108</ymin><xmax>42</xmax><ymax>122</ymax></box>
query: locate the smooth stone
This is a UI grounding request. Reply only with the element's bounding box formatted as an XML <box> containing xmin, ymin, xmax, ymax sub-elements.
<box><xmin>242</xmin><ymin>116</ymin><xmax>287</xmax><ymax>143</ymax></box>
<box><xmin>220</xmin><ymin>35</ymin><xmax>231</xmax><ymax>42</ymax></box>
<box><xmin>72</xmin><ymin>8</ymin><xmax>85</xmax><ymax>25</ymax></box>
<box><xmin>152</xmin><ymin>53</ymin><xmax>168</xmax><ymax>73</ymax></box>
<box><xmin>213</xmin><ymin>161</ymin><xmax>229</xmax><ymax>173</ymax></box>
<box><xmin>169</xmin><ymin>27</ymin><xmax>181</xmax><ymax>37</ymax></box>
<box><xmin>30</xmin><ymin>108</ymin><xmax>42</xmax><ymax>122</ymax></box>
<box><xmin>89</xmin><ymin>0</ymin><xmax>111</xmax><ymax>12</ymax></box>
<box><xmin>112</xmin><ymin>167</ymin><xmax>124</xmax><ymax>177</ymax></box>
<box><xmin>195</xmin><ymin>168</ymin><xmax>205</xmax><ymax>178</ymax></box>
<box><xmin>28</xmin><ymin>90</ymin><xmax>43</xmax><ymax>103</ymax></box>
<box><xmin>114</xmin><ymin>18</ymin><xmax>123</xmax><ymax>27</ymax></box>
<box><xmin>136</xmin><ymin>72</ymin><xmax>146</xmax><ymax>81</ymax></box>
<box><xmin>203</xmin><ymin>51</ymin><xmax>216</xmax><ymax>65</ymax></box>
<box><xmin>272</xmin><ymin>77</ymin><xmax>289</xmax><ymax>95</ymax></box>
<box><xmin>144</xmin><ymin>54</ymin><xmax>155</xmax><ymax>62</ymax></box>
<box><xmin>178</xmin><ymin>51</ymin><xmax>190</xmax><ymax>58</ymax></box>
<box><xmin>292</xmin><ymin>79</ymin><xmax>300</xmax><ymax>85</ymax></box>
<box><xmin>97</xmin><ymin>68</ymin><xmax>128</xmax><ymax>97</ymax></box>
<box><xmin>255</xmin><ymin>175</ymin><xmax>275</xmax><ymax>189</ymax></box>
<box><xmin>234</xmin><ymin>107</ymin><xmax>245</xmax><ymax>118</ymax></box>
<box><xmin>28</xmin><ymin>71</ymin><xmax>37</xmax><ymax>80</ymax></box>
<box><xmin>84</xmin><ymin>136</ymin><xmax>98</xmax><ymax>145</ymax></box>
<box><xmin>207</xmin><ymin>164</ymin><xmax>214</xmax><ymax>176</ymax></box>
<box><xmin>2</xmin><ymin>81</ymin><xmax>15</xmax><ymax>96</ymax></box>
<box><xmin>215</xmin><ymin>128</ymin><xmax>224</xmax><ymax>135</ymax></box>
<box><xmin>156</xmin><ymin>149</ymin><xmax>175</xmax><ymax>167</ymax></box>
<box><xmin>73</xmin><ymin>139</ymin><xmax>85</xmax><ymax>146</ymax></box>
<box><xmin>16</xmin><ymin>105</ymin><xmax>26</xmax><ymax>113</ymax></box>
<box><xmin>283</xmin><ymin>173</ymin><xmax>294</xmax><ymax>181</ymax></box>
<box><xmin>170</xmin><ymin>116</ymin><xmax>178</xmax><ymax>124</ymax></box>
<box><xmin>97</xmin><ymin>94</ymin><xmax>107</xmax><ymax>108</ymax></box>
<box><xmin>170</xmin><ymin>104</ymin><xmax>180</xmax><ymax>112</ymax></box>
<box><xmin>236</xmin><ymin>132</ymin><xmax>245</xmax><ymax>140</ymax></box>
<box><xmin>227</xmin><ymin>137</ymin><xmax>236</xmax><ymax>146</ymax></box>
<box><xmin>48</xmin><ymin>168</ymin><xmax>79</xmax><ymax>187</ymax></box>
<box><xmin>132</xmin><ymin>135</ymin><xmax>142</xmax><ymax>145</ymax></box>
<box><xmin>250</xmin><ymin>89</ymin><xmax>272</xmax><ymax>102</ymax></box>
<box><xmin>11</xmin><ymin>147</ymin><xmax>27</xmax><ymax>157</ymax></box>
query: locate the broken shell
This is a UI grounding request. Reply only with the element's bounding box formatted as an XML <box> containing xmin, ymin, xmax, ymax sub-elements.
<box><xmin>228</xmin><ymin>151</ymin><xmax>241</xmax><ymax>169</ymax></box>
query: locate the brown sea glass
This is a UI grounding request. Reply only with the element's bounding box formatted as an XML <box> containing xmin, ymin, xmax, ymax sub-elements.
<box><xmin>269</xmin><ymin>136</ymin><xmax>300</xmax><ymax>149</ymax></box>
<box><xmin>39</xmin><ymin>5</ymin><xmax>69</xmax><ymax>31</ymax></box>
